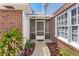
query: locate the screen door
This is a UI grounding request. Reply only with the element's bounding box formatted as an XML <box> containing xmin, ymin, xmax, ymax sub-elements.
<box><xmin>35</xmin><ymin>20</ymin><xmax>45</xmax><ymax>40</ymax></box>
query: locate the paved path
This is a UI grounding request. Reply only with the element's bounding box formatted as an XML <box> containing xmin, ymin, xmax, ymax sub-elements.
<box><xmin>32</xmin><ymin>41</ymin><xmax>50</xmax><ymax>56</ymax></box>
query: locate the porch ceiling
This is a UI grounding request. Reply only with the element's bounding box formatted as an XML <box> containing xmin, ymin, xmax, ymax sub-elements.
<box><xmin>28</xmin><ymin>15</ymin><xmax>51</xmax><ymax>19</ymax></box>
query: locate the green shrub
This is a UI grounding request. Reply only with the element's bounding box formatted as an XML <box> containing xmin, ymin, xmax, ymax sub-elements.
<box><xmin>0</xmin><ymin>28</ymin><xmax>23</xmax><ymax>56</ymax></box>
<box><xmin>25</xmin><ymin>40</ymin><xmax>32</xmax><ymax>49</ymax></box>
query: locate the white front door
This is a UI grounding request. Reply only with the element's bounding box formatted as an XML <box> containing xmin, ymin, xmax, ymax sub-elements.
<box><xmin>35</xmin><ymin>20</ymin><xmax>45</xmax><ymax>40</ymax></box>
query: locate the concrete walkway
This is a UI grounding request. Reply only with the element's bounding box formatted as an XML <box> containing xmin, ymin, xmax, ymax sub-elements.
<box><xmin>32</xmin><ymin>41</ymin><xmax>50</xmax><ymax>56</ymax></box>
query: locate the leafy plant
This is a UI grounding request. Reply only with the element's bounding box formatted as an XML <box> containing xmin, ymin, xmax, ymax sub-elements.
<box><xmin>25</xmin><ymin>40</ymin><xmax>32</xmax><ymax>49</ymax></box>
<box><xmin>0</xmin><ymin>28</ymin><xmax>23</xmax><ymax>56</ymax></box>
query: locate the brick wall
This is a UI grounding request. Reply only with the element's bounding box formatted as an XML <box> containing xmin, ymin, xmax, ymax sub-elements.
<box><xmin>54</xmin><ymin>37</ymin><xmax>79</xmax><ymax>54</ymax></box>
<box><xmin>51</xmin><ymin>17</ymin><xmax>55</xmax><ymax>43</ymax></box>
<box><xmin>0</xmin><ymin>9</ymin><xmax>22</xmax><ymax>39</ymax></box>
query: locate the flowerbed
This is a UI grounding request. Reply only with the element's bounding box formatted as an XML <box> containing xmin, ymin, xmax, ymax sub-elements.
<box><xmin>47</xmin><ymin>43</ymin><xmax>79</xmax><ymax>56</ymax></box>
<box><xmin>19</xmin><ymin>43</ymin><xmax>35</xmax><ymax>56</ymax></box>
<box><xmin>46</xmin><ymin>43</ymin><xmax>60</xmax><ymax>56</ymax></box>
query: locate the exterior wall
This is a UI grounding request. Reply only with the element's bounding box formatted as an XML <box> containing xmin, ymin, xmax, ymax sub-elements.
<box><xmin>51</xmin><ymin>17</ymin><xmax>55</xmax><ymax>43</ymax></box>
<box><xmin>51</xmin><ymin>3</ymin><xmax>79</xmax><ymax>54</ymax></box>
<box><xmin>55</xmin><ymin>4</ymin><xmax>79</xmax><ymax>47</ymax></box>
<box><xmin>55</xmin><ymin>37</ymin><xmax>79</xmax><ymax>54</ymax></box>
<box><xmin>51</xmin><ymin>4</ymin><xmax>79</xmax><ymax>53</ymax></box>
<box><xmin>0</xmin><ymin>9</ymin><xmax>22</xmax><ymax>39</ymax></box>
<box><xmin>0</xmin><ymin>9</ymin><xmax>30</xmax><ymax>48</ymax></box>
<box><xmin>45</xmin><ymin>19</ymin><xmax>51</xmax><ymax>39</ymax></box>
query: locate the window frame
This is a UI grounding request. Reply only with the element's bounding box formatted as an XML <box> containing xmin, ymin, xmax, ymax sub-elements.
<box><xmin>56</xmin><ymin>12</ymin><xmax>68</xmax><ymax>40</ymax></box>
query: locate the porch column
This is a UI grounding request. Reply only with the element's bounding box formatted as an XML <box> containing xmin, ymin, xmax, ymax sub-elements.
<box><xmin>22</xmin><ymin>11</ymin><xmax>30</xmax><ymax>47</ymax></box>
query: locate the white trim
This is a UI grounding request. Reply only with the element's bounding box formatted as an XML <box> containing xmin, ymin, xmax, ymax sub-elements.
<box><xmin>55</xmin><ymin>17</ymin><xmax>57</xmax><ymax>37</ymax></box>
<box><xmin>22</xmin><ymin>11</ymin><xmax>30</xmax><ymax>47</ymax></box>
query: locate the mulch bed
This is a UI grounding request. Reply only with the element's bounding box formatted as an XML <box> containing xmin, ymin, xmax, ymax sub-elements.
<box><xmin>46</xmin><ymin>43</ymin><xmax>60</xmax><ymax>56</ymax></box>
<box><xmin>18</xmin><ymin>43</ymin><xmax>35</xmax><ymax>56</ymax></box>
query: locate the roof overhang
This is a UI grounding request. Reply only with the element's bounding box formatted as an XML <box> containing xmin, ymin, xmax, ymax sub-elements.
<box><xmin>0</xmin><ymin>3</ymin><xmax>32</xmax><ymax>14</ymax></box>
<box><xmin>53</xmin><ymin>3</ymin><xmax>76</xmax><ymax>17</ymax></box>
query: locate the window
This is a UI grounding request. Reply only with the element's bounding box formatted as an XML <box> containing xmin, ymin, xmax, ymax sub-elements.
<box><xmin>56</xmin><ymin>5</ymin><xmax>79</xmax><ymax>45</ymax></box>
<box><xmin>71</xmin><ymin>17</ymin><xmax>76</xmax><ymax>25</ymax></box>
<box><xmin>65</xmin><ymin>13</ymin><xmax>68</xmax><ymax>18</ymax></box>
<box><xmin>71</xmin><ymin>26</ymin><xmax>78</xmax><ymax>42</ymax></box>
<box><xmin>72</xmin><ymin>26</ymin><xmax>78</xmax><ymax>33</ymax></box>
<box><xmin>57</xmin><ymin>17</ymin><xmax>60</xmax><ymax>26</ymax></box>
<box><xmin>65</xmin><ymin>27</ymin><xmax>68</xmax><ymax>32</ymax></box>
<box><xmin>61</xmin><ymin>15</ymin><xmax>64</xmax><ymax>19</ymax></box>
<box><xmin>71</xmin><ymin>8</ymin><xmax>79</xmax><ymax>43</ymax></box>
<box><xmin>65</xmin><ymin>33</ymin><xmax>68</xmax><ymax>39</ymax></box>
<box><xmin>64</xmin><ymin>13</ymin><xmax>68</xmax><ymax>25</ymax></box>
<box><xmin>72</xmin><ymin>34</ymin><xmax>77</xmax><ymax>42</ymax></box>
<box><xmin>57</xmin><ymin>12</ymin><xmax>68</xmax><ymax>39</ymax></box>
<box><xmin>71</xmin><ymin>8</ymin><xmax>76</xmax><ymax>16</ymax></box>
<box><xmin>71</xmin><ymin>8</ymin><xmax>77</xmax><ymax>25</ymax></box>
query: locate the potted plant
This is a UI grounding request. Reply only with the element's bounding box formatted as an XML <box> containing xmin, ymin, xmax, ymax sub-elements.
<box><xmin>24</xmin><ymin>40</ymin><xmax>33</xmax><ymax>56</ymax></box>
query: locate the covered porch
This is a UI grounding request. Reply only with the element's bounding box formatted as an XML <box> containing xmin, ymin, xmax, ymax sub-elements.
<box><xmin>29</xmin><ymin>15</ymin><xmax>52</xmax><ymax>43</ymax></box>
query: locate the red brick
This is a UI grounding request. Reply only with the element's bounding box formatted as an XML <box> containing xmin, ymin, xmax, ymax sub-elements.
<box><xmin>0</xmin><ymin>9</ymin><xmax>22</xmax><ymax>38</ymax></box>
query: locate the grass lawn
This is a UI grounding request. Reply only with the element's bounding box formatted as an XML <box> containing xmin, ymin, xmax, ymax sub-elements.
<box><xmin>59</xmin><ymin>48</ymin><xmax>79</xmax><ymax>56</ymax></box>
